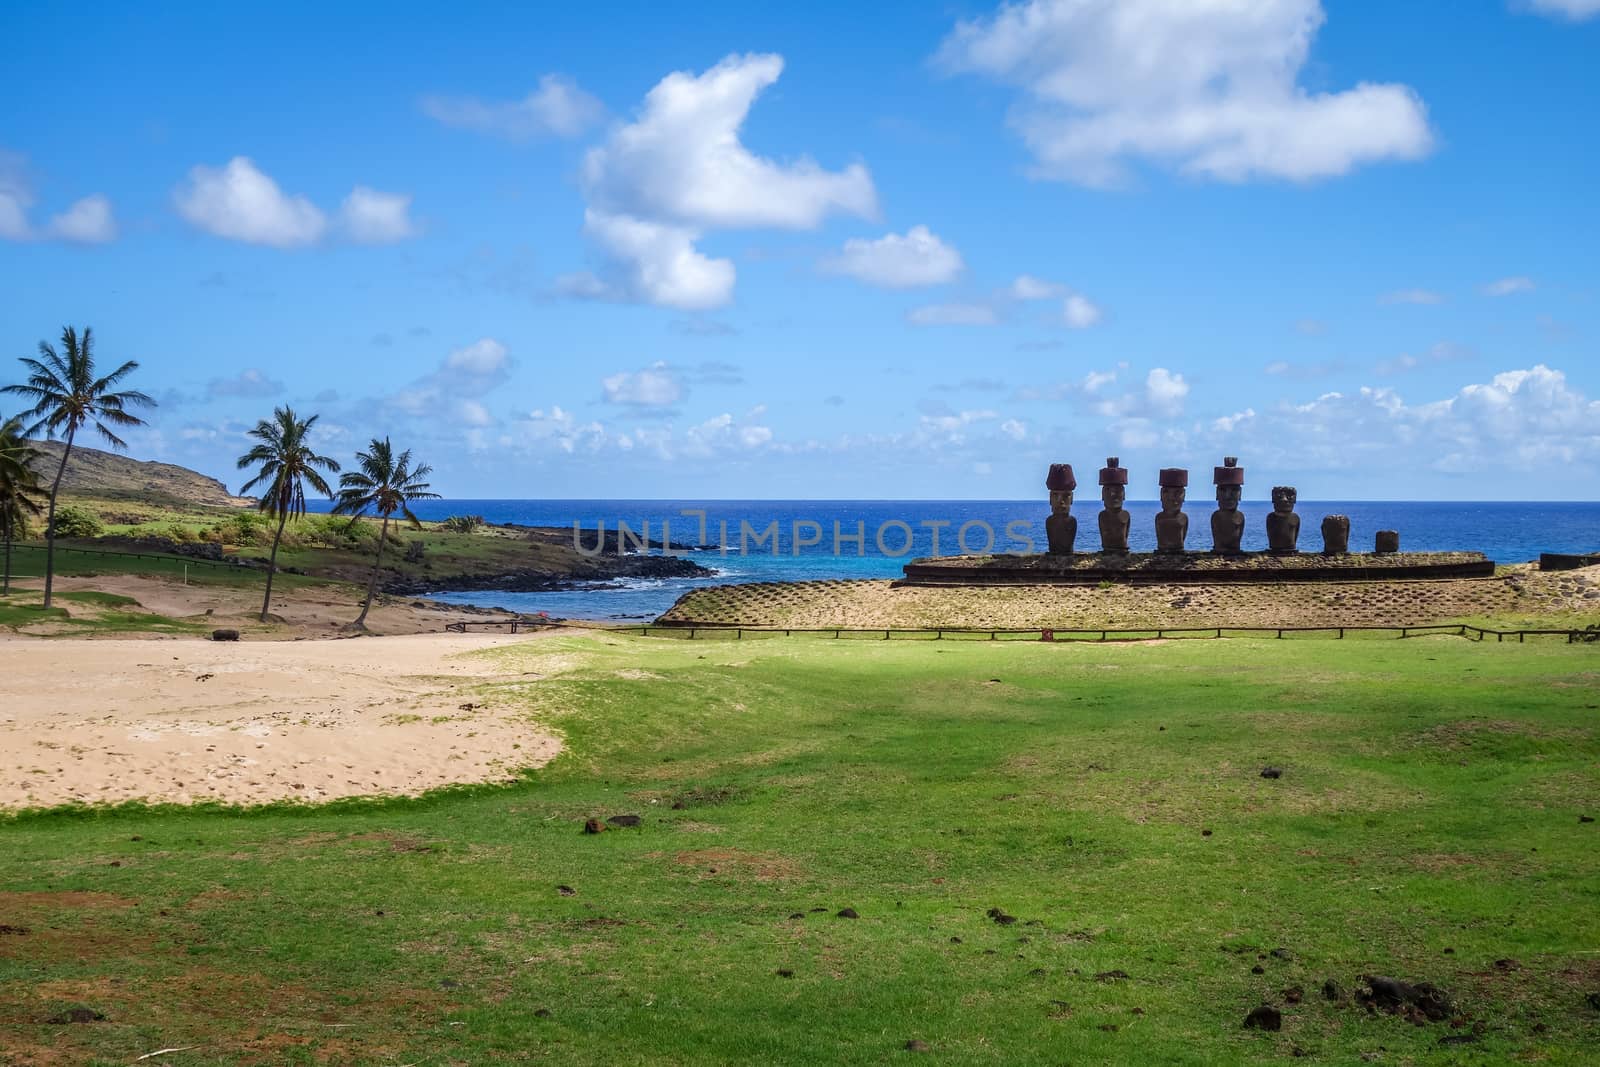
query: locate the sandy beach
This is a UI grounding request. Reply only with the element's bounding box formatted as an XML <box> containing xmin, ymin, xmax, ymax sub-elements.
<box><xmin>9</xmin><ymin>572</ymin><xmax>520</xmax><ymax>638</ymax></box>
<box><xmin>0</xmin><ymin>633</ymin><xmax>563</xmax><ymax>809</ymax></box>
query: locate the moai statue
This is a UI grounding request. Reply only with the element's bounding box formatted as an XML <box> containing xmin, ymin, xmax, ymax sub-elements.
<box><xmin>1097</xmin><ymin>457</ymin><xmax>1130</xmax><ymax>553</ymax></box>
<box><xmin>1155</xmin><ymin>468</ymin><xmax>1189</xmax><ymax>553</ymax></box>
<box><xmin>1375</xmin><ymin>529</ymin><xmax>1400</xmax><ymax>554</ymax></box>
<box><xmin>1211</xmin><ymin>456</ymin><xmax>1245</xmax><ymax>554</ymax></box>
<box><xmin>1045</xmin><ymin>463</ymin><xmax>1077</xmax><ymax>555</ymax></box>
<box><xmin>1320</xmin><ymin>514</ymin><xmax>1350</xmax><ymax>555</ymax></box>
<box><xmin>1266</xmin><ymin>486</ymin><xmax>1301</xmax><ymax>553</ymax></box>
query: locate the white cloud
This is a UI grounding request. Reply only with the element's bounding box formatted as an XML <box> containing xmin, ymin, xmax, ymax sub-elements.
<box><xmin>1210</xmin><ymin>364</ymin><xmax>1600</xmax><ymax>478</ymax></box>
<box><xmin>1145</xmin><ymin>367</ymin><xmax>1189</xmax><ymax>416</ymax></box>
<box><xmin>561</xmin><ymin>210</ymin><xmax>735</xmax><ymax>311</ymax></box>
<box><xmin>445</xmin><ymin>338</ymin><xmax>510</xmax><ymax>376</ymax></box>
<box><xmin>1525</xmin><ymin>0</ymin><xmax>1600</xmax><ymax>20</ymax></box>
<box><xmin>47</xmin><ymin>194</ymin><xmax>116</xmax><ymax>243</ymax></box>
<box><xmin>386</xmin><ymin>338</ymin><xmax>512</xmax><ymax>423</ymax></box>
<box><xmin>907</xmin><ymin>302</ymin><xmax>1001</xmax><ymax>327</ymax></box>
<box><xmin>1010</xmin><ymin>274</ymin><xmax>1064</xmax><ymax>300</ymax></box>
<box><xmin>175</xmin><ymin>158</ymin><xmax>416</xmax><ymax>248</ymax></box>
<box><xmin>937</xmin><ymin>0</ymin><xmax>1432</xmax><ymax>186</ymax></box>
<box><xmin>516</xmin><ymin>405</ymin><xmax>611</xmax><ymax>455</ymax></box>
<box><xmin>907</xmin><ymin>274</ymin><xmax>1103</xmax><ymax>328</ymax></box>
<box><xmin>421</xmin><ymin>74</ymin><xmax>605</xmax><ymax>139</ymax></box>
<box><xmin>918</xmin><ymin>408</ymin><xmax>999</xmax><ymax>444</ymax></box>
<box><xmin>1375</xmin><ymin>340</ymin><xmax>1471</xmax><ymax>377</ymax></box>
<box><xmin>339</xmin><ymin>187</ymin><xmax>418</xmax><ymax>244</ymax></box>
<box><xmin>1082</xmin><ymin>369</ymin><xmax>1118</xmax><ymax>393</ymax></box>
<box><xmin>582</xmin><ymin>53</ymin><xmax>877</xmax><ymax>231</ymax></box>
<box><xmin>174</xmin><ymin>157</ymin><xmax>327</xmax><ymax>247</ymax></box>
<box><xmin>457</xmin><ymin>400</ymin><xmax>493</xmax><ymax>427</ymax></box>
<box><xmin>207</xmin><ymin>368</ymin><xmax>284</xmax><ymax>399</ymax></box>
<box><xmin>1212</xmin><ymin>408</ymin><xmax>1256</xmax><ymax>434</ymax></box>
<box><xmin>1482</xmin><ymin>276</ymin><xmax>1535</xmax><ymax>297</ymax></box>
<box><xmin>0</xmin><ymin>154</ymin><xmax>116</xmax><ymax>244</ymax></box>
<box><xmin>1378</xmin><ymin>288</ymin><xmax>1444</xmax><ymax>306</ymax></box>
<box><xmin>565</xmin><ymin>53</ymin><xmax>877</xmax><ymax>309</ymax></box>
<box><xmin>823</xmin><ymin>225</ymin><xmax>963</xmax><ymax>288</ymax></box>
<box><xmin>999</xmin><ymin>418</ymin><xmax>1028</xmax><ymax>441</ymax></box>
<box><xmin>0</xmin><ymin>156</ymin><xmax>28</xmax><ymax>239</ymax></box>
<box><xmin>602</xmin><ymin>362</ymin><xmax>684</xmax><ymax>407</ymax></box>
<box><xmin>1063</xmin><ymin>293</ymin><xmax>1103</xmax><ymax>328</ymax></box>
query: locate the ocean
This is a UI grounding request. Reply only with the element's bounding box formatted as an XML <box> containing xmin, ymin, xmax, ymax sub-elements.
<box><xmin>307</xmin><ymin>499</ymin><xmax>1600</xmax><ymax>622</ymax></box>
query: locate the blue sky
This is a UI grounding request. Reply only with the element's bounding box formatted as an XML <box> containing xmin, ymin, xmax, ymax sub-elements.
<box><xmin>2</xmin><ymin>0</ymin><xmax>1597</xmax><ymax>500</ymax></box>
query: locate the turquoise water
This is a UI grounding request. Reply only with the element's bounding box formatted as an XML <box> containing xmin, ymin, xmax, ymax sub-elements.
<box><xmin>307</xmin><ymin>499</ymin><xmax>1600</xmax><ymax>621</ymax></box>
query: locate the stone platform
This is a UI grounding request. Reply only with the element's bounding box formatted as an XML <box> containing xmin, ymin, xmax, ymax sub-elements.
<box><xmin>896</xmin><ymin>551</ymin><xmax>1495</xmax><ymax>586</ymax></box>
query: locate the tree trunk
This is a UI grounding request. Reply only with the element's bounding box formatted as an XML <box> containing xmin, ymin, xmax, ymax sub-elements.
<box><xmin>41</xmin><ymin>425</ymin><xmax>76</xmax><ymax>609</ymax></box>
<box><xmin>2</xmin><ymin>521</ymin><xmax>11</xmax><ymax>597</ymax></box>
<box><xmin>260</xmin><ymin>506</ymin><xmax>289</xmax><ymax>622</ymax></box>
<box><xmin>353</xmin><ymin>514</ymin><xmax>389</xmax><ymax>629</ymax></box>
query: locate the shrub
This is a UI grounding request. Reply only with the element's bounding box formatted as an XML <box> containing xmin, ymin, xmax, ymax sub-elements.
<box><xmin>301</xmin><ymin>515</ymin><xmax>358</xmax><ymax>549</ymax></box>
<box><xmin>221</xmin><ymin>511</ymin><xmax>268</xmax><ymax>546</ymax></box>
<box><xmin>164</xmin><ymin>523</ymin><xmax>197</xmax><ymax>544</ymax></box>
<box><xmin>441</xmin><ymin>514</ymin><xmax>485</xmax><ymax>534</ymax></box>
<box><xmin>49</xmin><ymin>505</ymin><xmax>104</xmax><ymax>539</ymax></box>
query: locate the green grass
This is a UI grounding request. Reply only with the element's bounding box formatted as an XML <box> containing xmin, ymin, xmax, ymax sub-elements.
<box><xmin>3</xmin><ymin>635</ymin><xmax>1599</xmax><ymax>1064</ymax></box>
<box><xmin>3</xmin><ymin>543</ymin><xmax>276</xmax><ymax>589</ymax></box>
<box><xmin>0</xmin><ymin>587</ymin><xmax>210</xmax><ymax>635</ymax></box>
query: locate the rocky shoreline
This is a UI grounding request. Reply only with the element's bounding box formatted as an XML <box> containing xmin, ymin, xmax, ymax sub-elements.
<box><xmin>387</xmin><ymin>550</ymin><xmax>713</xmax><ymax>596</ymax></box>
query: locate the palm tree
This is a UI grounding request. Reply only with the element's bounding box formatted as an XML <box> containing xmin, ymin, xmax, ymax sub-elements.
<box><xmin>2</xmin><ymin>326</ymin><xmax>154</xmax><ymax>607</ymax></box>
<box><xmin>333</xmin><ymin>437</ymin><xmax>438</xmax><ymax>630</ymax></box>
<box><xmin>236</xmin><ymin>406</ymin><xmax>341</xmax><ymax>622</ymax></box>
<box><xmin>0</xmin><ymin>414</ymin><xmax>45</xmax><ymax>596</ymax></box>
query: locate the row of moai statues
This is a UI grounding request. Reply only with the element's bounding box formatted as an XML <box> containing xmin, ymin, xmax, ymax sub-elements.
<box><xmin>1045</xmin><ymin>458</ymin><xmax>1398</xmax><ymax>555</ymax></box>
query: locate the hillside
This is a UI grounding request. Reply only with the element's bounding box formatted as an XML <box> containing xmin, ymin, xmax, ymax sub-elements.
<box><xmin>28</xmin><ymin>439</ymin><xmax>247</xmax><ymax>508</ymax></box>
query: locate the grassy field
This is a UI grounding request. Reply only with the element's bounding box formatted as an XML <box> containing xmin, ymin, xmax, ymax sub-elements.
<box><xmin>0</xmin><ymin>588</ymin><xmax>209</xmax><ymax>636</ymax></box>
<box><xmin>2</xmin><ymin>544</ymin><xmax>296</xmax><ymax>589</ymax></box>
<box><xmin>24</xmin><ymin>491</ymin><xmax>678</xmax><ymax>593</ymax></box>
<box><xmin>2</xmin><ymin>634</ymin><xmax>1598</xmax><ymax>1064</ymax></box>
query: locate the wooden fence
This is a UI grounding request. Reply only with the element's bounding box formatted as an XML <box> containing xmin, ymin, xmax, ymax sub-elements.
<box><xmin>616</xmin><ymin>622</ymin><xmax>1598</xmax><ymax>644</ymax></box>
<box><xmin>10</xmin><ymin>542</ymin><xmax>244</xmax><ymax>571</ymax></box>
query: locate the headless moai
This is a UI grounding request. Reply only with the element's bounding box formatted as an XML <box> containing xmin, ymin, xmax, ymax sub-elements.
<box><xmin>1320</xmin><ymin>514</ymin><xmax>1350</xmax><ymax>555</ymax></box>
